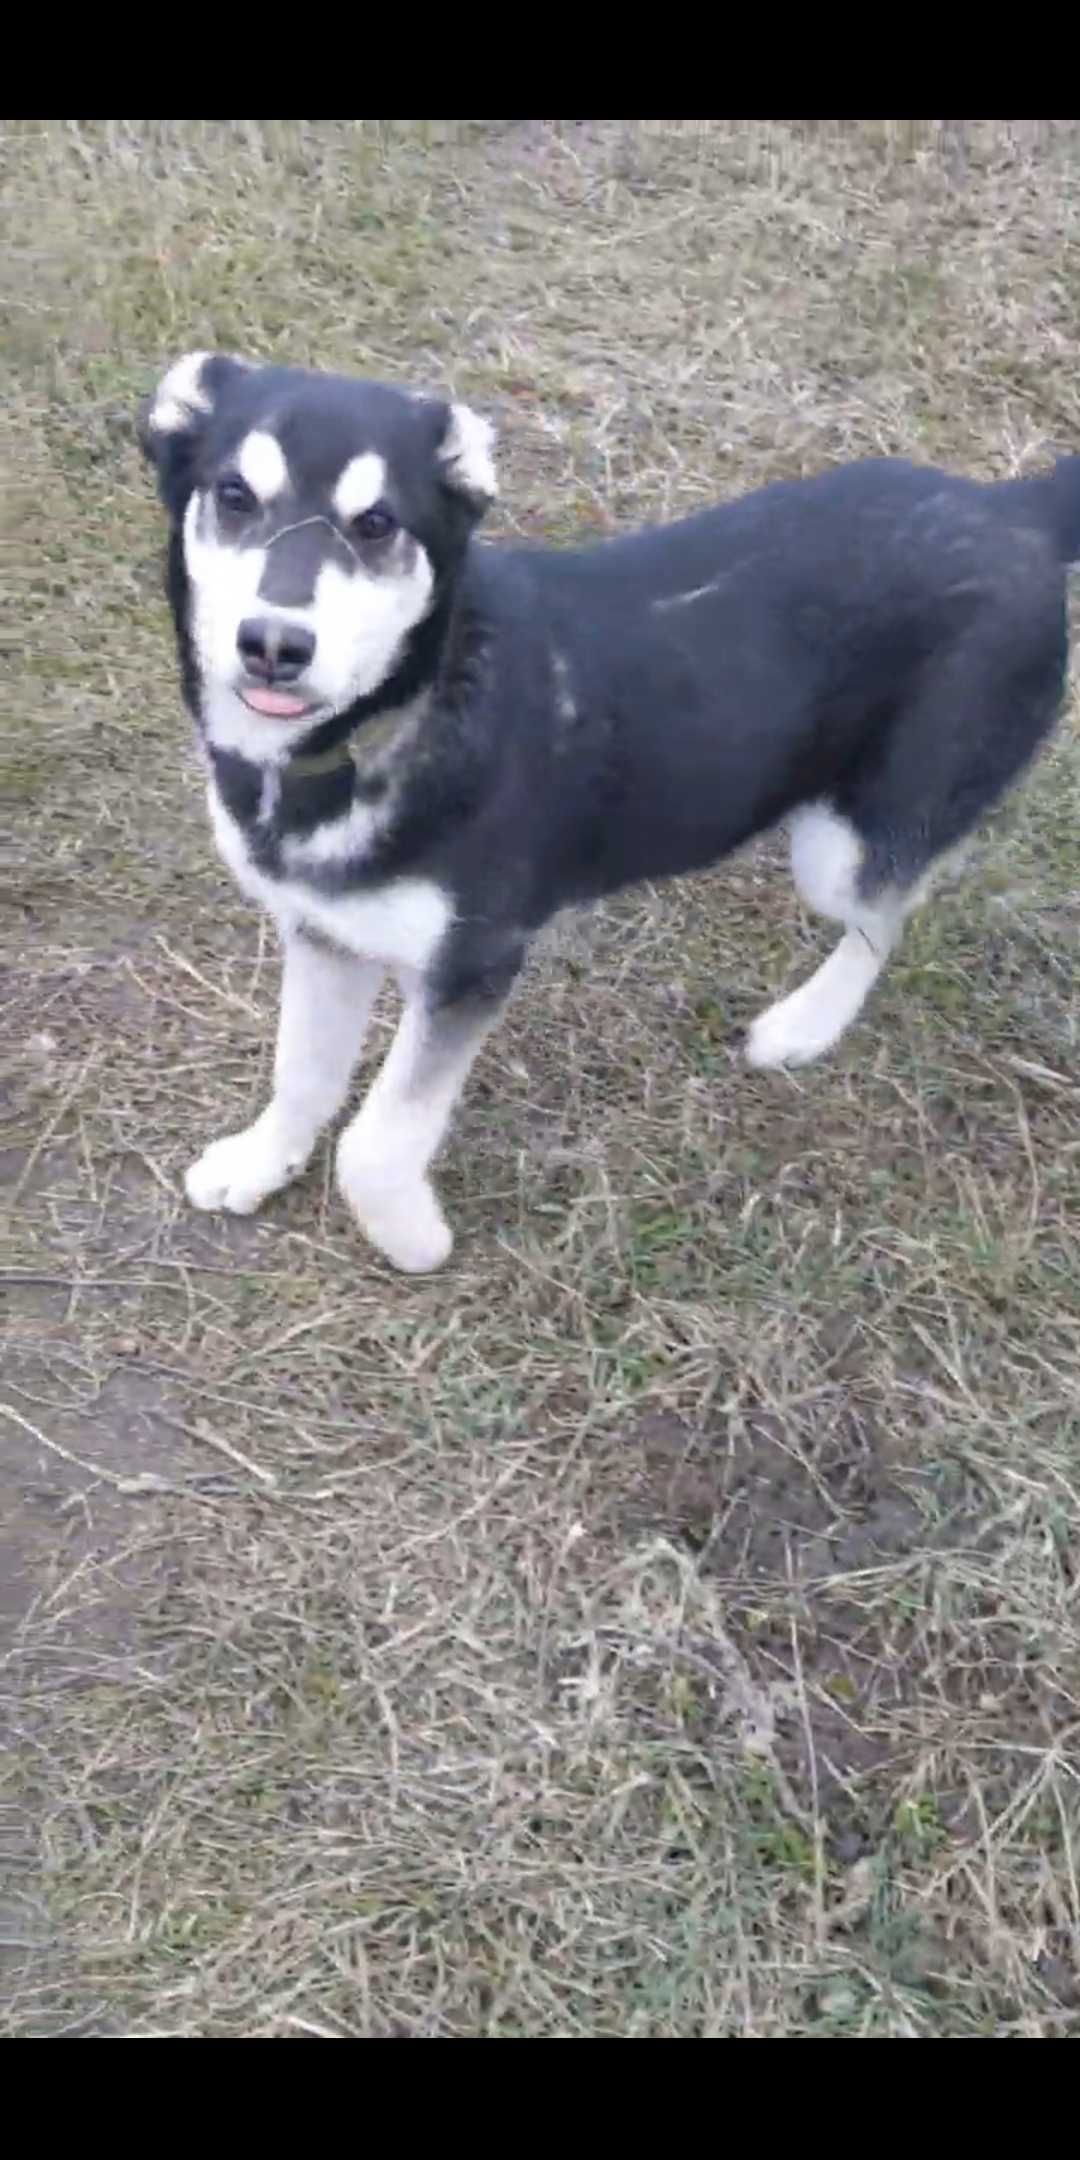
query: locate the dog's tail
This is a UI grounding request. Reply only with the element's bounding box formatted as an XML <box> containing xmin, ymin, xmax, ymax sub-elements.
<box><xmin>998</xmin><ymin>455</ymin><xmax>1080</xmax><ymax>563</ymax></box>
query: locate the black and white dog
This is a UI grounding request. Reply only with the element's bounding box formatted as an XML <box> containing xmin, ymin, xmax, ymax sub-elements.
<box><xmin>139</xmin><ymin>354</ymin><xmax>1080</xmax><ymax>1272</ymax></box>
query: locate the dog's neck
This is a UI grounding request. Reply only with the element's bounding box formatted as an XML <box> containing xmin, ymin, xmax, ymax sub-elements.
<box><xmin>207</xmin><ymin>688</ymin><xmax>429</xmax><ymax>839</ymax></box>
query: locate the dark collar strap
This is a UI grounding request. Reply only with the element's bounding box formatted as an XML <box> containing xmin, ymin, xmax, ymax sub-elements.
<box><xmin>285</xmin><ymin>739</ymin><xmax>355</xmax><ymax>779</ymax></box>
<box><xmin>285</xmin><ymin>701</ymin><xmax>415</xmax><ymax>781</ymax></box>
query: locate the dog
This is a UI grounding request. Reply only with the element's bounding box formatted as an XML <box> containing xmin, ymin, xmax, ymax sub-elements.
<box><xmin>138</xmin><ymin>353</ymin><xmax>1080</xmax><ymax>1272</ymax></box>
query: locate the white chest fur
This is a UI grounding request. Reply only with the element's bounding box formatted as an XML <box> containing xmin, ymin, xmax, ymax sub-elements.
<box><xmin>207</xmin><ymin>781</ymin><xmax>452</xmax><ymax>975</ymax></box>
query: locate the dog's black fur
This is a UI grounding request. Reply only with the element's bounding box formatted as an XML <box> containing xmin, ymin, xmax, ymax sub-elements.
<box><xmin>140</xmin><ymin>355</ymin><xmax>1080</xmax><ymax>1266</ymax></box>
<box><xmin>426</xmin><ymin>456</ymin><xmax>1077</xmax><ymax>999</ymax></box>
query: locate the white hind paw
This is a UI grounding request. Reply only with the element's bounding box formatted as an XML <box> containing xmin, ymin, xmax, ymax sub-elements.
<box><xmin>745</xmin><ymin>994</ymin><xmax>838</xmax><ymax>1070</ymax></box>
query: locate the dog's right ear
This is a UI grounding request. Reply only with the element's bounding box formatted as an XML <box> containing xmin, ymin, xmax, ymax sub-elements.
<box><xmin>137</xmin><ymin>352</ymin><xmax>252</xmax><ymax>514</ymax></box>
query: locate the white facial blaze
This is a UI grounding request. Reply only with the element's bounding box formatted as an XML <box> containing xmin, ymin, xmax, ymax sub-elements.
<box><xmin>183</xmin><ymin>492</ymin><xmax>435</xmax><ymax>758</ymax></box>
<box><xmin>236</xmin><ymin>430</ymin><xmax>289</xmax><ymax>503</ymax></box>
<box><xmin>333</xmin><ymin>452</ymin><xmax>387</xmax><ymax>522</ymax></box>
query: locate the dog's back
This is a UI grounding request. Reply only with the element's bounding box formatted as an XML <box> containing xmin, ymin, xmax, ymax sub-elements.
<box><xmin>471</xmin><ymin>455</ymin><xmax>1074</xmax><ymax>909</ymax></box>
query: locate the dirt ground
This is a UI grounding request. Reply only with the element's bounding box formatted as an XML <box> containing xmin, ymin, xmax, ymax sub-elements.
<box><xmin>2</xmin><ymin>120</ymin><xmax>1079</xmax><ymax>2036</ymax></box>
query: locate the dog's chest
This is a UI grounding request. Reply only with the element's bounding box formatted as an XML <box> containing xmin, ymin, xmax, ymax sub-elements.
<box><xmin>207</xmin><ymin>780</ymin><xmax>451</xmax><ymax>975</ymax></box>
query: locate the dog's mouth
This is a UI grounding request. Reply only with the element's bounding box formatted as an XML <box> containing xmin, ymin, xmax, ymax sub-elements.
<box><xmin>238</xmin><ymin>686</ymin><xmax>318</xmax><ymax>721</ymax></box>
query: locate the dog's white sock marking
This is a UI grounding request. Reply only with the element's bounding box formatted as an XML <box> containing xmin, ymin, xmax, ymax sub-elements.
<box><xmin>186</xmin><ymin>936</ymin><xmax>383</xmax><ymax>1213</ymax></box>
<box><xmin>332</xmin><ymin>453</ymin><xmax>387</xmax><ymax>523</ymax></box>
<box><xmin>746</xmin><ymin>924</ymin><xmax>896</xmax><ymax>1068</ymax></box>
<box><xmin>237</xmin><ymin>430</ymin><xmax>289</xmax><ymax>504</ymax></box>
<box><xmin>336</xmin><ymin>990</ymin><xmax>496</xmax><ymax>1273</ymax></box>
<box><xmin>746</xmin><ymin>801</ymin><xmax>905</xmax><ymax>1069</ymax></box>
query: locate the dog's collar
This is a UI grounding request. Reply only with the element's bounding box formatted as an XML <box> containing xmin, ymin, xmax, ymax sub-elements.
<box><xmin>283</xmin><ymin>738</ymin><xmax>355</xmax><ymax>780</ymax></box>
<box><xmin>208</xmin><ymin>699</ymin><xmax>423</xmax><ymax>835</ymax></box>
<box><xmin>284</xmin><ymin>701</ymin><xmax>414</xmax><ymax>781</ymax></box>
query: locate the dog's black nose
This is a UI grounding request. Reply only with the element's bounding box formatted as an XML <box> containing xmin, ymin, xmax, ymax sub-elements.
<box><xmin>237</xmin><ymin>617</ymin><xmax>315</xmax><ymax>682</ymax></box>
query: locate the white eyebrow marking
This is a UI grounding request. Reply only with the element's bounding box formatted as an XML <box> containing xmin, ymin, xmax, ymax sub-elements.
<box><xmin>333</xmin><ymin>452</ymin><xmax>387</xmax><ymax>522</ymax></box>
<box><xmin>237</xmin><ymin>430</ymin><xmax>289</xmax><ymax>503</ymax></box>
<box><xmin>235</xmin><ymin>434</ymin><xmax>289</xmax><ymax>509</ymax></box>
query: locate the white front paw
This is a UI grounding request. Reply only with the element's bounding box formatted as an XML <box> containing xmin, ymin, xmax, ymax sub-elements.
<box><xmin>185</xmin><ymin>1119</ymin><xmax>304</xmax><ymax>1215</ymax></box>
<box><xmin>361</xmin><ymin>1189</ymin><xmax>454</xmax><ymax>1274</ymax></box>
<box><xmin>337</xmin><ymin>1146</ymin><xmax>454</xmax><ymax>1272</ymax></box>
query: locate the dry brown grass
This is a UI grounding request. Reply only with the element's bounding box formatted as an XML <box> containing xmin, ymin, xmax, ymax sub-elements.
<box><xmin>2</xmin><ymin>119</ymin><xmax>1080</xmax><ymax>2036</ymax></box>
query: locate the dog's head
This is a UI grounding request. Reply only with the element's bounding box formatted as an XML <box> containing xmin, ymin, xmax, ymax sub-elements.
<box><xmin>139</xmin><ymin>353</ymin><xmax>496</xmax><ymax>756</ymax></box>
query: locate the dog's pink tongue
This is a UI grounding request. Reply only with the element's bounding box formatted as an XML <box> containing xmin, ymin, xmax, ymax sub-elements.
<box><xmin>242</xmin><ymin>687</ymin><xmax>310</xmax><ymax>719</ymax></box>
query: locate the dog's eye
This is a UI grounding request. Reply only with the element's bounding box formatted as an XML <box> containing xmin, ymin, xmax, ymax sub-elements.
<box><xmin>350</xmin><ymin>503</ymin><xmax>398</xmax><ymax>543</ymax></box>
<box><xmin>215</xmin><ymin>474</ymin><xmax>258</xmax><ymax>516</ymax></box>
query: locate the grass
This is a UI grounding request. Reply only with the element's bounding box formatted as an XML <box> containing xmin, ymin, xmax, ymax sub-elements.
<box><xmin>2</xmin><ymin>119</ymin><xmax>1079</xmax><ymax>2037</ymax></box>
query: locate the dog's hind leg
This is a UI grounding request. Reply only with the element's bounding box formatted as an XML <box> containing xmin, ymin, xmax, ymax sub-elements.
<box><xmin>745</xmin><ymin>802</ymin><xmax>908</xmax><ymax>1070</ymax></box>
<box><xmin>186</xmin><ymin>930</ymin><xmax>383</xmax><ymax>1214</ymax></box>
<box><xmin>746</xmin><ymin>609</ymin><xmax>1064</xmax><ymax>1072</ymax></box>
<box><xmin>745</xmin><ymin>647</ymin><xmax>1061</xmax><ymax>1071</ymax></box>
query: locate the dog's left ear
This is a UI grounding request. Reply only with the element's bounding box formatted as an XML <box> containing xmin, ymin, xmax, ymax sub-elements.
<box><xmin>137</xmin><ymin>351</ymin><xmax>253</xmax><ymax>513</ymax></box>
<box><xmin>435</xmin><ymin>400</ymin><xmax>498</xmax><ymax>514</ymax></box>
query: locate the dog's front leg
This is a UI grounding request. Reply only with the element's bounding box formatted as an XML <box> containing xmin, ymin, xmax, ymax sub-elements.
<box><xmin>186</xmin><ymin>930</ymin><xmax>383</xmax><ymax>1216</ymax></box>
<box><xmin>336</xmin><ymin>979</ymin><xmax>504</xmax><ymax>1273</ymax></box>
